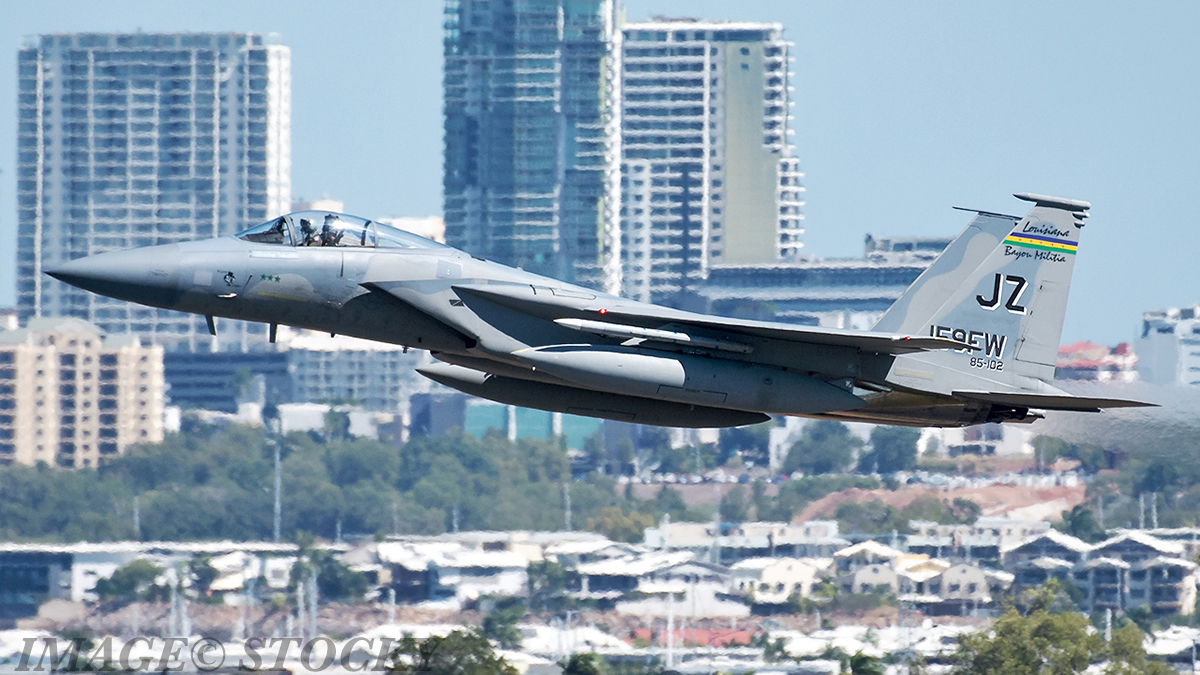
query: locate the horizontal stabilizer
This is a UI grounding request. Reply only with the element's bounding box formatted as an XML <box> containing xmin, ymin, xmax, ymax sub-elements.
<box><xmin>952</xmin><ymin>390</ymin><xmax>1156</xmax><ymax>412</ymax></box>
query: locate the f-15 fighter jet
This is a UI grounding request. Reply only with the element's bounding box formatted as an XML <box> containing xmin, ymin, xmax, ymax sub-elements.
<box><xmin>48</xmin><ymin>193</ymin><xmax>1151</xmax><ymax>428</ymax></box>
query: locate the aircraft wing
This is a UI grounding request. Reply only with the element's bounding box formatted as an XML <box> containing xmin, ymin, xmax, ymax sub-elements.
<box><xmin>451</xmin><ymin>283</ymin><xmax>972</xmax><ymax>355</ymax></box>
<box><xmin>952</xmin><ymin>390</ymin><xmax>1158</xmax><ymax>412</ymax></box>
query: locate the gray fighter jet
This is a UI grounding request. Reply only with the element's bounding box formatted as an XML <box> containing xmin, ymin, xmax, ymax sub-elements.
<box><xmin>48</xmin><ymin>193</ymin><xmax>1151</xmax><ymax>428</ymax></box>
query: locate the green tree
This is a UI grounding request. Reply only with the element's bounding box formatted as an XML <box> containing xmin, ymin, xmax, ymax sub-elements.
<box><xmin>586</xmin><ymin>507</ymin><xmax>654</xmax><ymax>543</ymax></box>
<box><xmin>651</xmin><ymin>485</ymin><xmax>689</xmax><ymax>523</ymax></box>
<box><xmin>289</xmin><ymin>536</ymin><xmax>368</xmax><ymax>602</ymax></box>
<box><xmin>950</xmin><ymin>497</ymin><xmax>982</xmax><ymax>524</ymax></box>
<box><xmin>952</xmin><ymin>608</ymin><xmax>1103</xmax><ymax>674</ymax></box>
<box><xmin>560</xmin><ymin>652</ymin><xmax>608</xmax><ymax>675</ymax></box>
<box><xmin>719</xmin><ymin>485</ymin><xmax>749</xmax><ymax>523</ymax></box>
<box><xmin>527</xmin><ymin>560</ymin><xmax>567</xmax><ymax>612</ymax></box>
<box><xmin>481</xmin><ymin>603</ymin><xmax>525</xmax><ymax>650</ymax></box>
<box><xmin>758</xmin><ymin>475</ymin><xmax>880</xmax><ymax>522</ymax></box>
<box><xmin>1055</xmin><ymin>505</ymin><xmax>1106</xmax><ymax>543</ymax></box>
<box><xmin>1015</xmin><ymin>579</ymin><xmax>1082</xmax><ymax>616</ymax></box>
<box><xmin>784</xmin><ymin>421</ymin><xmax>862</xmax><ymax>475</ymax></box>
<box><xmin>188</xmin><ymin>556</ymin><xmax>219</xmax><ymax>596</ymax></box>
<box><xmin>1031</xmin><ymin>435</ymin><xmax>1109</xmax><ymax>473</ymax></box>
<box><xmin>0</xmin><ymin>422</ymin><xmax>632</xmax><ymax>543</ymax></box>
<box><xmin>314</xmin><ymin>550</ymin><xmax>368</xmax><ymax>602</ymax></box>
<box><xmin>1122</xmin><ymin>605</ymin><xmax>1155</xmax><ymax>635</ymax></box>
<box><xmin>848</xmin><ymin>650</ymin><xmax>885</xmax><ymax>675</ymax></box>
<box><xmin>857</xmin><ymin>426</ymin><xmax>920</xmax><ymax>474</ymax></box>
<box><xmin>94</xmin><ymin>559</ymin><xmax>162</xmax><ymax>602</ymax></box>
<box><xmin>387</xmin><ymin>630</ymin><xmax>518</xmax><ymax>675</ymax></box>
<box><xmin>751</xmin><ymin>481</ymin><xmax>772</xmax><ymax>521</ymax></box>
<box><xmin>1104</xmin><ymin>622</ymin><xmax>1174</xmax><ymax>675</ymax></box>
<box><xmin>323</xmin><ymin>409</ymin><xmax>351</xmax><ymax>441</ymax></box>
<box><xmin>718</xmin><ymin>420</ymin><xmax>773</xmax><ymax>466</ymax></box>
<box><xmin>835</xmin><ymin>499</ymin><xmax>898</xmax><ymax>534</ymax></box>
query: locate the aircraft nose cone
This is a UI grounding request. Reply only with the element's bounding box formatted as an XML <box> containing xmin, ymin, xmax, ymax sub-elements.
<box><xmin>46</xmin><ymin>244</ymin><xmax>182</xmax><ymax>308</ymax></box>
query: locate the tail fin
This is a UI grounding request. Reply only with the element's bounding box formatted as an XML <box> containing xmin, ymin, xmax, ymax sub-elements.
<box><xmin>873</xmin><ymin>209</ymin><xmax>1020</xmax><ymax>334</ymax></box>
<box><xmin>879</xmin><ymin>193</ymin><xmax>1089</xmax><ymax>385</ymax></box>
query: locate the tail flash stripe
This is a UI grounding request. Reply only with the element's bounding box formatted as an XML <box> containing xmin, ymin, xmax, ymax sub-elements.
<box><xmin>1003</xmin><ymin>233</ymin><xmax>1078</xmax><ymax>254</ymax></box>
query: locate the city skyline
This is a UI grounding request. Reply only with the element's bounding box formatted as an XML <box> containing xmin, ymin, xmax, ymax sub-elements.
<box><xmin>17</xmin><ymin>31</ymin><xmax>289</xmax><ymax>350</ymax></box>
<box><xmin>0</xmin><ymin>1</ymin><xmax>1196</xmax><ymax>346</ymax></box>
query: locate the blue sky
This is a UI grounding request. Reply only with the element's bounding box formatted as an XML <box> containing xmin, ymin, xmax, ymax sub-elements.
<box><xmin>1</xmin><ymin>1</ymin><xmax>1197</xmax><ymax>345</ymax></box>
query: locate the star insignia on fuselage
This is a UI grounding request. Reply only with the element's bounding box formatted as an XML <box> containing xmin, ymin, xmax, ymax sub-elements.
<box><xmin>259</xmin><ymin>274</ymin><xmax>281</xmax><ymax>282</ymax></box>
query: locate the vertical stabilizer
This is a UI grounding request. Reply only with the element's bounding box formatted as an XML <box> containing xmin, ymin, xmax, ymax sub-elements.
<box><xmin>884</xmin><ymin>194</ymin><xmax>1089</xmax><ymax>390</ymax></box>
<box><xmin>873</xmin><ymin>210</ymin><xmax>1018</xmax><ymax>334</ymax></box>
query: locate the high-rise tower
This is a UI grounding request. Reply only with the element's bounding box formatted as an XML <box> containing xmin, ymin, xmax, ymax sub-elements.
<box><xmin>16</xmin><ymin>32</ymin><xmax>290</xmax><ymax>350</ymax></box>
<box><xmin>619</xmin><ymin>21</ymin><xmax>804</xmax><ymax>303</ymax></box>
<box><xmin>443</xmin><ymin>0</ymin><xmax>620</xmax><ymax>289</ymax></box>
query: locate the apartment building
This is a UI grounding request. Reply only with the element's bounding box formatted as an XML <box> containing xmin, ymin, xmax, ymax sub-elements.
<box><xmin>619</xmin><ymin>20</ymin><xmax>802</xmax><ymax>303</ymax></box>
<box><xmin>17</xmin><ymin>32</ymin><xmax>290</xmax><ymax>350</ymax></box>
<box><xmin>0</xmin><ymin>318</ymin><xmax>163</xmax><ymax>468</ymax></box>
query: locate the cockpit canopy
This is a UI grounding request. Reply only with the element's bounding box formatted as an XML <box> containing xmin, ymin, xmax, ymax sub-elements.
<box><xmin>236</xmin><ymin>211</ymin><xmax>450</xmax><ymax>250</ymax></box>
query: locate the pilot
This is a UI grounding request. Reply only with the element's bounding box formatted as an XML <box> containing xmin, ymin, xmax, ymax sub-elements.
<box><xmin>320</xmin><ymin>214</ymin><xmax>344</xmax><ymax>246</ymax></box>
<box><xmin>299</xmin><ymin>218</ymin><xmax>319</xmax><ymax>246</ymax></box>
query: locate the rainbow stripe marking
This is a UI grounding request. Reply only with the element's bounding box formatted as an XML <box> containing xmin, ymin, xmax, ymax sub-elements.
<box><xmin>1003</xmin><ymin>232</ymin><xmax>1078</xmax><ymax>255</ymax></box>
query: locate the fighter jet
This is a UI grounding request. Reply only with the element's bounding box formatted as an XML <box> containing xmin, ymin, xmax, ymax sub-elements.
<box><xmin>48</xmin><ymin>193</ymin><xmax>1151</xmax><ymax>428</ymax></box>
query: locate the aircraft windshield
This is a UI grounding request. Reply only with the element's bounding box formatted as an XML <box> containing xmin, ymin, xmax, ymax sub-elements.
<box><xmin>236</xmin><ymin>211</ymin><xmax>450</xmax><ymax>250</ymax></box>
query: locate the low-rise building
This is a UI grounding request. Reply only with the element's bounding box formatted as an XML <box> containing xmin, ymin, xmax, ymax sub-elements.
<box><xmin>900</xmin><ymin>561</ymin><xmax>1010</xmax><ymax>617</ymax></box>
<box><xmin>729</xmin><ymin>557</ymin><xmax>825</xmax><ymax>605</ymax></box>
<box><xmin>375</xmin><ymin>539</ymin><xmax>530</xmax><ymax>605</ymax></box>
<box><xmin>1136</xmin><ymin>304</ymin><xmax>1200</xmax><ymax>386</ymax></box>
<box><xmin>834</xmin><ymin>541</ymin><xmax>904</xmax><ymax>573</ymax></box>
<box><xmin>616</xmin><ymin>560</ymin><xmax>747</xmax><ymax>619</ymax></box>
<box><xmin>838</xmin><ymin>563</ymin><xmax>898</xmax><ymax>596</ymax></box>
<box><xmin>1132</xmin><ymin>557</ymin><xmax>1198</xmax><ymax>617</ymax></box>
<box><xmin>1011</xmin><ymin>556</ymin><xmax>1074</xmax><ymax>594</ymax></box>
<box><xmin>0</xmin><ymin>541</ymin><xmax>297</xmax><ymax>624</ymax></box>
<box><xmin>1091</xmin><ymin>531</ymin><xmax>1185</xmax><ymax>564</ymax></box>
<box><xmin>1056</xmin><ymin>341</ymin><xmax>1138</xmax><ymax>382</ymax></box>
<box><xmin>1002</xmin><ymin>530</ymin><xmax>1091</xmax><ymax>568</ymax></box>
<box><xmin>718</xmin><ymin>521</ymin><xmax>849</xmax><ymax>564</ymax></box>
<box><xmin>908</xmin><ymin>518</ymin><xmax>1050</xmax><ymax>562</ymax></box>
<box><xmin>644</xmin><ymin>520</ymin><xmax>848</xmax><ymax>563</ymax></box>
<box><xmin>935</xmin><ymin>563</ymin><xmax>992</xmax><ymax>606</ymax></box>
<box><xmin>574</xmin><ymin>551</ymin><xmax>695</xmax><ymax>597</ymax></box>
<box><xmin>1074</xmin><ymin>557</ymin><xmax>1129</xmax><ymax>614</ymax></box>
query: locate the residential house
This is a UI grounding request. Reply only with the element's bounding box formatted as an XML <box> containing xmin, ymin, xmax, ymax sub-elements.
<box><xmin>838</xmin><ymin>564</ymin><xmax>898</xmax><ymax>596</ymax></box>
<box><xmin>1073</xmin><ymin>557</ymin><xmax>1130</xmax><ymax>614</ymax></box>
<box><xmin>1132</xmin><ymin>557</ymin><xmax>1198</xmax><ymax>617</ymax></box>
<box><xmin>574</xmin><ymin>551</ymin><xmax>695</xmax><ymax>597</ymax></box>
<box><xmin>1011</xmin><ymin>557</ymin><xmax>1075</xmax><ymax>594</ymax></box>
<box><xmin>931</xmin><ymin>563</ymin><xmax>994</xmax><ymax>615</ymax></box>
<box><xmin>644</xmin><ymin>520</ymin><xmax>848</xmax><ymax>562</ymax></box>
<box><xmin>729</xmin><ymin>557</ymin><xmax>827</xmax><ymax>606</ymax></box>
<box><xmin>897</xmin><ymin>558</ymin><xmax>950</xmax><ymax>597</ymax></box>
<box><xmin>834</xmin><ymin>541</ymin><xmax>904</xmax><ymax>573</ymax></box>
<box><xmin>1002</xmin><ymin>530</ymin><xmax>1092</xmax><ymax>567</ymax></box>
<box><xmin>1091</xmin><ymin>531</ymin><xmax>1185</xmax><ymax>565</ymax></box>
<box><xmin>909</xmin><ymin>519</ymin><xmax>1051</xmax><ymax>561</ymax></box>
<box><xmin>375</xmin><ymin>539</ymin><xmax>531</xmax><ymax>605</ymax></box>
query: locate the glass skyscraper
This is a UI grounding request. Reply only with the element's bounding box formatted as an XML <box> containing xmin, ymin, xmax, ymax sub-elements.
<box><xmin>16</xmin><ymin>32</ymin><xmax>290</xmax><ymax>351</ymax></box>
<box><xmin>443</xmin><ymin>0</ymin><xmax>620</xmax><ymax>289</ymax></box>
